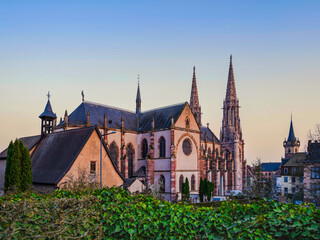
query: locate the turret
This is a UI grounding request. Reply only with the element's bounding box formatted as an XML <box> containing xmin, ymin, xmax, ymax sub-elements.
<box><xmin>39</xmin><ymin>91</ymin><xmax>57</xmax><ymax>136</ymax></box>
<box><xmin>283</xmin><ymin>115</ymin><xmax>300</xmax><ymax>158</ymax></box>
<box><xmin>136</xmin><ymin>74</ymin><xmax>141</xmax><ymax>114</ymax></box>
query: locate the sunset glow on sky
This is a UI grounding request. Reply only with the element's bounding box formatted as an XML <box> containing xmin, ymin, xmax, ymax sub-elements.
<box><xmin>0</xmin><ymin>1</ymin><xmax>320</xmax><ymax>164</ymax></box>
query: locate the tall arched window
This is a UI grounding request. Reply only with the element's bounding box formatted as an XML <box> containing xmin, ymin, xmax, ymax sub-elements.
<box><xmin>109</xmin><ymin>142</ymin><xmax>119</xmax><ymax>167</ymax></box>
<box><xmin>159</xmin><ymin>137</ymin><xmax>166</xmax><ymax>158</ymax></box>
<box><xmin>141</xmin><ymin>139</ymin><xmax>148</xmax><ymax>159</ymax></box>
<box><xmin>159</xmin><ymin>175</ymin><xmax>165</xmax><ymax>192</ymax></box>
<box><xmin>179</xmin><ymin>175</ymin><xmax>184</xmax><ymax>192</ymax></box>
<box><xmin>127</xmin><ymin>144</ymin><xmax>134</xmax><ymax>177</ymax></box>
<box><xmin>191</xmin><ymin>175</ymin><xmax>195</xmax><ymax>191</ymax></box>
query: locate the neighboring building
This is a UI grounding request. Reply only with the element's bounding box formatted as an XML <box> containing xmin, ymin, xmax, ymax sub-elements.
<box><xmin>0</xmin><ymin>57</ymin><xmax>246</xmax><ymax>200</ymax></box>
<box><xmin>260</xmin><ymin>162</ymin><xmax>281</xmax><ymax>181</ymax></box>
<box><xmin>281</xmin><ymin>153</ymin><xmax>305</xmax><ymax>200</ymax></box>
<box><xmin>0</xmin><ymin>100</ymin><xmax>124</xmax><ymax>191</ymax></box>
<box><xmin>304</xmin><ymin>141</ymin><xmax>320</xmax><ymax>204</ymax></box>
<box><xmin>123</xmin><ymin>178</ymin><xmax>146</xmax><ymax>193</ymax></box>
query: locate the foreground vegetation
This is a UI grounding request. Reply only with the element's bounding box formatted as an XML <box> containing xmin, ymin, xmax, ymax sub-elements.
<box><xmin>1</xmin><ymin>188</ymin><xmax>319</xmax><ymax>239</ymax></box>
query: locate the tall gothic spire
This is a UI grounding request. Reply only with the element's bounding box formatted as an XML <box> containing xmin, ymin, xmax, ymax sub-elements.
<box><xmin>136</xmin><ymin>74</ymin><xmax>141</xmax><ymax>114</ymax></box>
<box><xmin>225</xmin><ymin>55</ymin><xmax>237</xmax><ymax>102</ymax></box>
<box><xmin>190</xmin><ymin>66</ymin><xmax>201</xmax><ymax>126</ymax></box>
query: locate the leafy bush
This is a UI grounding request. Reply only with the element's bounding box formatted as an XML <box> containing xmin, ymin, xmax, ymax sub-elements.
<box><xmin>1</xmin><ymin>188</ymin><xmax>320</xmax><ymax>239</ymax></box>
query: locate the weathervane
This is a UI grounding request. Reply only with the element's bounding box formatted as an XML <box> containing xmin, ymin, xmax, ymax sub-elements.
<box><xmin>81</xmin><ymin>90</ymin><xmax>84</xmax><ymax>102</ymax></box>
<box><xmin>47</xmin><ymin>91</ymin><xmax>51</xmax><ymax>100</ymax></box>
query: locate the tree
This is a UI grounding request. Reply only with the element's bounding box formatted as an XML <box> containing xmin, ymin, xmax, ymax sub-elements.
<box><xmin>20</xmin><ymin>144</ymin><xmax>32</xmax><ymax>191</ymax></box>
<box><xmin>4</xmin><ymin>139</ymin><xmax>32</xmax><ymax>192</ymax></box>
<box><xmin>184</xmin><ymin>177</ymin><xmax>190</xmax><ymax>201</ymax></box>
<box><xmin>244</xmin><ymin>158</ymin><xmax>274</xmax><ymax>199</ymax></box>
<box><xmin>199</xmin><ymin>177</ymin><xmax>204</xmax><ymax>202</ymax></box>
<box><xmin>4</xmin><ymin>141</ymin><xmax>13</xmax><ymax>191</ymax></box>
<box><xmin>206</xmin><ymin>181</ymin><xmax>214</xmax><ymax>201</ymax></box>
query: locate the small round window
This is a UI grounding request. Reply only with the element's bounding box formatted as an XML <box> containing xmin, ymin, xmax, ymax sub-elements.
<box><xmin>182</xmin><ymin>139</ymin><xmax>192</xmax><ymax>156</ymax></box>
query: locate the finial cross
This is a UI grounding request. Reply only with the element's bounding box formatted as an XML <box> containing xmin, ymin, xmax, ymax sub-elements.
<box><xmin>81</xmin><ymin>90</ymin><xmax>85</xmax><ymax>102</ymax></box>
<box><xmin>47</xmin><ymin>91</ymin><xmax>51</xmax><ymax>100</ymax></box>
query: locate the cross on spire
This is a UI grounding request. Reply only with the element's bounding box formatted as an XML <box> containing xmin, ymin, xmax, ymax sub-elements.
<box><xmin>47</xmin><ymin>91</ymin><xmax>51</xmax><ymax>100</ymax></box>
<box><xmin>81</xmin><ymin>90</ymin><xmax>85</xmax><ymax>102</ymax></box>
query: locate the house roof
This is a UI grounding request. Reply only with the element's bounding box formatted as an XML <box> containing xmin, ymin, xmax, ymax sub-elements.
<box><xmin>0</xmin><ymin>135</ymin><xmax>41</xmax><ymax>160</ymax></box>
<box><xmin>283</xmin><ymin>152</ymin><xmax>306</xmax><ymax>167</ymax></box>
<box><xmin>123</xmin><ymin>177</ymin><xmax>145</xmax><ymax>189</ymax></box>
<box><xmin>139</xmin><ymin>103</ymin><xmax>186</xmax><ymax>132</ymax></box>
<box><xmin>200</xmin><ymin>126</ymin><xmax>220</xmax><ymax>143</ymax></box>
<box><xmin>31</xmin><ymin>127</ymin><xmax>124</xmax><ymax>185</ymax></box>
<box><xmin>260</xmin><ymin>162</ymin><xmax>281</xmax><ymax>172</ymax></box>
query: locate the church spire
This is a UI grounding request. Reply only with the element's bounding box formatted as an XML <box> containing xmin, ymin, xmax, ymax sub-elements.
<box><xmin>190</xmin><ymin>66</ymin><xmax>201</xmax><ymax>126</ymax></box>
<box><xmin>136</xmin><ymin>74</ymin><xmax>141</xmax><ymax>114</ymax></box>
<box><xmin>287</xmin><ymin>116</ymin><xmax>296</xmax><ymax>142</ymax></box>
<box><xmin>225</xmin><ymin>55</ymin><xmax>237</xmax><ymax>102</ymax></box>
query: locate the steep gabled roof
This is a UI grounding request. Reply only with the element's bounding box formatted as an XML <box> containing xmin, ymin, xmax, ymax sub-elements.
<box><xmin>0</xmin><ymin>135</ymin><xmax>41</xmax><ymax>160</ymax></box>
<box><xmin>139</xmin><ymin>103</ymin><xmax>186</xmax><ymax>132</ymax></box>
<box><xmin>57</xmin><ymin>101</ymin><xmax>138</xmax><ymax>131</ymax></box>
<box><xmin>31</xmin><ymin>127</ymin><xmax>96</xmax><ymax>184</ymax></box>
<box><xmin>200</xmin><ymin>126</ymin><xmax>220</xmax><ymax>143</ymax></box>
<box><xmin>260</xmin><ymin>162</ymin><xmax>281</xmax><ymax>172</ymax></box>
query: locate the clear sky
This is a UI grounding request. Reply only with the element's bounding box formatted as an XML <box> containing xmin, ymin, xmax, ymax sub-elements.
<box><xmin>0</xmin><ymin>1</ymin><xmax>319</xmax><ymax>164</ymax></box>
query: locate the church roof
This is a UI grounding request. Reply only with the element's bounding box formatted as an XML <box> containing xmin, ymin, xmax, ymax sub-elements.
<box><xmin>39</xmin><ymin>100</ymin><xmax>57</xmax><ymax>119</ymax></box>
<box><xmin>139</xmin><ymin>103</ymin><xmax>186</xmax><ymax>132</ymax></box>
<box><xmin>260</xmin><ymin>162</ymin><xmax>281</xmax><ymax>172</ymax></box>
<box><xmin>0</xmin><ymin>135</ymin><xmax>41</xmax><ymax>160</ymax></box>
<box><xmin>58</xmin><ymin>101</ymin><xmax>138</xmax><ymax>131</ymax></box>
<box><xmin>200</xmin><ymin>126</ymin><xmax>220</xmax><ymax>143</ymax></box>
<box><xmin>31</xmin><ymin>127</ymin><xmax>124</xmax><ymax>185</ymax></box>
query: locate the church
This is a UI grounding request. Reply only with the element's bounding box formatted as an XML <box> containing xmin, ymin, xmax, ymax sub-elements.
<box><xmin>0</xmin><ymin>56</ymin><xmax>246</xmax><ymax>201</ymax></box>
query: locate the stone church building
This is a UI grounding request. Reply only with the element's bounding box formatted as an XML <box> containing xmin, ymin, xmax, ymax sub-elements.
<box><xmin>0</xmin><ymin>56</ymin><xmax>246</xmax><ymax>200</ymax></box>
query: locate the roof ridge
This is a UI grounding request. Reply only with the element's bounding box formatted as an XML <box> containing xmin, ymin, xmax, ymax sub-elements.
<box><xmin>141</xmin><ymin>102</ymin><xmax>186</xmax><ymax>114</ymax></box>
<box><xmin>84</xmin><ymin>100</ymin><xmax>136</xmax><ymax>114</ymax></box>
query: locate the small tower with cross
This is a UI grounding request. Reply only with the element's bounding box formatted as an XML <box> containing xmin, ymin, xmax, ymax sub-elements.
<box><xmin>39</xmin><ymin>91</ymin><xmax>57</xmax><ymax>136</ymax></box>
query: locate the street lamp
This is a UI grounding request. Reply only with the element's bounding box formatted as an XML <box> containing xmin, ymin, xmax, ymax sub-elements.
<box><xmin>100</xmin><ymin>131</ymin><xmax>116</xmax><ymax>188</ymax></box>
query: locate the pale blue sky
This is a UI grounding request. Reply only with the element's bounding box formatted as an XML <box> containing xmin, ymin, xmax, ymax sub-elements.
<box><xmin>0</xmin><ymin>1</ymin><xmax>320</xmax><ymax>163</ymax></box>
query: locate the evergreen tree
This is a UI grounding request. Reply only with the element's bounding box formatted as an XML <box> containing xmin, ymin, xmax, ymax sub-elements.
<box><xmin>204</xmin><ymin>178</ymin><xmax>208</xmax><ymax>202</ymax></box>
<box><xmin>4</xmin><ymin>141</ymin><xmax>14</xmax><ymax>191</ymax></box>
<box><xmin>4</xmin><ymin>139</ymin><xmax>32</xmax><ymax>192</ymax></box>
<box><xmin>185</xmin><ymin>177</ymin><xmax>190</xmax><ymax>201</ymax></box>
<box><xmin>199</xmin><ymin>177</ymin><xmax>204</xmax><ymax>202</ymax></box>
<box><xmin>20</xmin><ymin>143</ymin><xmax>32</xmax><ymax>191</ymax></box>
<box><xmin>10</xmin><ymin>139</ymin><xmax>22</xmax><ymax>191</ymax></box>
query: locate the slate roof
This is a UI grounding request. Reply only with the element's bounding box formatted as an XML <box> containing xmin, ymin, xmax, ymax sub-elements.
<box><xmin>283</xmin><ymin>152</ymin><xmax>306</xmax><ymax>167</ymax></box>
<box><xmin>0</xmin><ymin>135</ymin><xmax>41</xmax><ymax>160</ymax></box>
<box><xmin>260</xmin><ymin>162</ymin><xmax>281</xmax><ymax>172</ymax></box>
<box><xmin>139</xmin><ymin>103</ymin><xmax>186</xmax><ymax>132</ymax></box>
<box><xmin>39</xmin><ymin>100</ymin><xmax>57</xmax><ymax>119</ymax></box>
<box><xmin>287</xmin><ymin>119</ymin><xmax>296</xmax><ymax>142</ymax></box>
<box><xmin>31</xmin><ymin>127</ymin><xmax>96</xmax><ymax>184</ymax></box>
<box><xmin>57</xmin><ymin>101</ymin><xmax>138</xmax><ymax>131</ymax></box>
<box><xmin>200</xmin><ymin>126</ymin><xmax>220</xmax><ymax>143</ymax></box>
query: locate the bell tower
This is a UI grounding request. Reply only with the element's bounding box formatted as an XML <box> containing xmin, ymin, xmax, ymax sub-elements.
<box><xmin>221</xmin><ymin>55</ymin><xmax>245</xmax><ymax>191</ymax></box>
<box><xmin>39</xmin><ymin>92</ymin><xmax>57</xmax><ymax>136</ymax></box>
<box><xmin>283</xmin><ymin>116</ymin><xmax>300</xmax><ymax>158</ymax></box>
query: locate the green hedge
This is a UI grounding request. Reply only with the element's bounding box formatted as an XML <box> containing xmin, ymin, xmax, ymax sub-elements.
<box><xmin>1</xmin><ymin>188</ymin><xmax>319</xmax><ymax>239</ymax></box>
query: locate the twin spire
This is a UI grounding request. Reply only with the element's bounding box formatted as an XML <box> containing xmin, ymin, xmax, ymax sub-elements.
<box><xmin>190</xmin><ymin>66</ymin><xmax>202</xmax><ymax>126</ymax></box>
<box><xmin>225</xmin><ymin>55</ymin><xmax>237</xmax><ymax>102</ymax></box>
